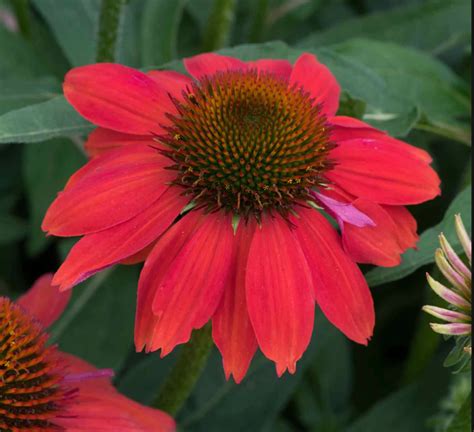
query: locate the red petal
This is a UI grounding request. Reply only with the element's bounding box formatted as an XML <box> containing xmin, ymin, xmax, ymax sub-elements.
<box><xmin>64</xmin><ymin>63</ymin><xmax>175</xmax><ymax>134</ymax></box>
<box><xmin>136</xmin><ymin>211</ymin><xmax>234</xmax><ymax>355</ymax></box>
<box><xmin>294</xmin><ymin>208</ymin><xmax>374</xmax><ymax>345</ymax></box>
<box><xmin>147</xmin><ymin>69</ymin><xmax>192</xmax><ymax>100</ymax></box>
<box><xmin>246</xmin><ymin>216</ymin><xmax>315</xmax><ymax>376</ymax></box>
<box><xmin>56</xmin><ymin>353</ymin><xmax>175</xmax><ymax>432</ymax></box>
<box><xmin>383</xmin><ymin>205</ymin><xmax>419</xmax><ymax>251</ymax></box>
<box><xmin>290</xmin><ymin>53</ymin><xmax>340</xmax><ymax>117</ymax></box>
<box><xmin>184</xmin><ymin>53</ymin><xmax>247</xmax><ymax>79</ymax></box>
<box><xmin>326</xmin><ymin>138</ymin><xmax>441</xmax><ymax>205</ymax></box>
<box><xmin>42</xmin><ymin>145</ymin><xmax>174</xmax><ymax>236</ymax></box>
<box><xmin>17</xmin><ymin>274</ymin><xmax>71</xmax><ymax>328</ymax></box>
<box><xmin>85</xmin><ymin>128</ymin><xmax>157</xmax><ymax>158</ymax></box>
<box><xmin>212</xmin><ymin>221</ymin><xmax>258</xmax><ymax>383</ymax></box>
<box><xmin>329</xmin><ymin>116</ymin><xmax>432</xmax><ymax>163</ymax></box>
<box><xmin>52</xmin><ymin>188</ymin><xmax>187</xmax><ymax>290</ymax></box>
<box><xmin>248</xmin><ymin>59</ymin><xmax>293</xmax><ymax>80</ymax></box>
<box><xmin>341</xmin><ymin>199</ymin><xmax>405</xmax><ymax>267</ymax></box>
<box><xmin>135</xmin><ymin>211</ymin><xmax>203</xmax><ymax>352</ymax></box>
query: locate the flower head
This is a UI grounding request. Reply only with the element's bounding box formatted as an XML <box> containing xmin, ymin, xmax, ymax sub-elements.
<box><xmin>43</xmin><ymin>53</ymin><xmax>440</xmax><ymax>381</ymax></box>
<box><xmin>2</xmin><ymin>274</ymin><xmax>175</xmax><ymax>431</ymax></box>
<box><xmin>423</xmin><ymin>214</ymin><xmax>472</xmax><ymax>356</ymax></box>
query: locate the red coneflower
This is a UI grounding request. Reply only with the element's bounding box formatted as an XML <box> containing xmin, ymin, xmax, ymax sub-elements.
<box><xmin>2</xmin><ymin>274</ymin><xmax>175</xmax><ymax>431</ymax></box>
<box><xmin>43</xmin><ymin>53</ymin><xmax>440</xmax><ymax>382</ymax></box>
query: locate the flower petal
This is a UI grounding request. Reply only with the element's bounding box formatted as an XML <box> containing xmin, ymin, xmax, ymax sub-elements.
<box><xmin>85</xmin><ymin>128</ymin><xmax>157</xmax><ymax>158</ymax></box>
<box><xmin>184</xmin><ymin>53</ymin><xmax>247</xmax><ymax>79</ymax></box>
<box><xmin>246</xmin><ymin>216</ymin><xmax>315</xmax><ymax>376</ymax></box>
<box><xmin>64</xmin><ymin>63</ymin><xmax>176</xmax><ymax>134</ymax></box>
<box><xmin>135</xmin><ymin>211</ymin><xmax>203</xmax><ymax>352</ymax></box>
<box><xmin>52</xmin><ymin>188</ymin><xmax>187</xmax><ymax>291</ymax></box>
<box><xmin>382</xmin><ymin>205</ymin><xmax>418</xmax><ymax>251</ymax></box>
<box><xmin>329</xmin><ymin>116</ymin><xmax>432</xmax><ymax>163</ymax></box>
<box><xmin>326</xmin><ymin>139</ymin><xmax>441</xmax><ymax>205</ymax></box>
<box><xmin>17</xmin><ymin>274</ymin><xmax>71</xmax><ymax>328</ymax></box>
<box><xmin>147</xmin><ymin>69</ymin><xmax>193</xmax><ymax>100</ymax></box>
<box><xmin>212</xmin><ymin>221</ymin><xmax>258</xmax><ymax>383</ymax></box>
<box><xmin>294</xmin><ymin>208</ymin><xmax>374</xmax><ymax>345</ymax></box>
<box><xmin>341</xmin><ymin>199</ymin><xmax>405</xmax><ymax>267</ymax></box>
<box><xmin>42</xmin><ymin>145</ymin><xmax>174</xmax><ymax>237</ymax></box>
<box><xmin>56</xmin><ymin>353</ymin><xmax>175</xmax><ymax>432</ymax></box>
<box><xmin>248</xmin><ymin>59</ymin><xmax>293</xmax><ymax>80</ymax></box>
<box><xmin>290</xmin><ymin>53</ymin><xmax>340</xmax><ymax>117</ymax></box>
<box><xmin>137</xmin><ymin>211</ymin><xmax>234</xmax><ymax>355</ymax></box>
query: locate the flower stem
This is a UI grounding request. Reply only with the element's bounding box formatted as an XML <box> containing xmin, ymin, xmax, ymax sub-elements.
<box><xmin>10</xmin><ymin>0</ymin><xmax>31</xmax><ymax>37</ymax></box>
<box><xmin>153</xmin><ymin>325</ymin><xmax>213</xmax><ymax>415</ymax></box>
<box><xmin>202</xmin><ymin>0</ymin><xmax>236</xmax><ymax>52</ymax></box>
<box><xmin>96</xmin><ymin>0</ymin><xmax>127</xmax><ymax>62</ymax></box>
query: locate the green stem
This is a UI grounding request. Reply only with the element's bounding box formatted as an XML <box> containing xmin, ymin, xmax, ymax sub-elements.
<box><xmin>202</xmin><ymin>0</ymin><xmax>236</xmax><ymax>52</ymax></box>
<box><xmin>153</xmin><ymin>325</ymin><xmax>213</xmax><ymax>415</ymax></box>
<box><xmin>96</xmin><ymin>0</ymin><xmax>127</xmax><ymax>62</ymax></box>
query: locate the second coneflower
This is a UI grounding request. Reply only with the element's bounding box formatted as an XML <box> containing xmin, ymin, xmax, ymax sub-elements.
<box><xmin>43</xmin><ymin>52</ymin><xmax>440</xmax><ymax>382</ymax></box>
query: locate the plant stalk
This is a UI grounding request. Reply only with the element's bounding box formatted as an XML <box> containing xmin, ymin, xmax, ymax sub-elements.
<box><xmin>96</xmin><ymin>0</ymin><xmax>127</xmax><ymax>62</ymax></box>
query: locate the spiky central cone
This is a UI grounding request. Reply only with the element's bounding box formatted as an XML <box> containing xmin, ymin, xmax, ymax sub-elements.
<box><xmin>0</xmin><ymin>298</ymin><xmax>73</xmax><ymax>431</ymax></box>
<box><xmin>162</xmin><ymin>70</ymin><xmax>334</xmax><ymax>219</ymax></box>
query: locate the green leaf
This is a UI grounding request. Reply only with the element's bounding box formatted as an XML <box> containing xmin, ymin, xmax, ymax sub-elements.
<box><xmin>0</xmin><ymin>26</ymin><xmax>50</xmax><ymax>78</ymax></box>
<box><xmin>141</xmin><ymin>0</ymin><xmax>187</xmax><ymax>66</ymax></box>
<box><xmin>49</xmin><ymin>266</ymin><xmax>138</xmax><ymax>371</ymax></box>
<box><xmin>0</xmin><ymin>96</ymin><xmax>93</xmax><ymax>144</ymax></box>
<box><xmin>299</xmin><ymin>0</ymin><xmax>471</xmax><ymax>56</ymax></box>
<box><xmin>445</xmin><ymin>392</ymin><xmax>471</xmax><ymax>432</ymax></box>
<box><xmin>32</xmin><ymin>0</ymin><xmax>99</xmax><ymax>67</ymax></box>
<box><xmin>0</xmin><ymin>77</ymin><xmax>60</xmax><ymax>115</ymax></box>
<box><xmin>366</xmin><ymin>186</ymin><xmax>472</xmax><ymax>287</ymax></box>
<box><xmin>22</xmin><ymin>138</ymin><xmax>86</xmax><ymax>255</ymax></box>
<box><xmin>330</xmin><ymin>39</ymin><xmax>470</xmax><ymax>140</ymax></box>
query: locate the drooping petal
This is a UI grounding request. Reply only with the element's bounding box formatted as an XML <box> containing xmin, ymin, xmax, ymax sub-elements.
<box><xmin>246</xmin><ymin>216</ymin><xmax>315</xmax><ymax>376</ymax></box>
<box><xmin>329</xmin><ymin>115</ymin><xmax>432</xmax><ymax>163</ymax></box>
<box><xmin>341</xmin><ymin>199</ymin><xmax>405</xmax><ymax>267</ymax></box>
<box><xmin>56</xmin><ymin>353</ymin><xmax>175</xmax><ymax>432</ymax></box>
<box><xmin>248</xmin><ymin>59</ymin><xmax>292</xmax><ymax>80</ymax></box>
<box><xmin>137</xmin><ymin>211</ymin><xmax>234</xmax><ymax>356</ymax></box>
<box><xmin>42</xmin><ymin>145</ymin><xmax>174</xmax><ymax>237</ymax></box>
<box><xmin>52</xmin><ymin>188</ymin><xmax>187</xmax><ymax>291</ymax></box>
<box><xmin>314</xmin><ymin>191</ymin><xmax>374</xmax><ymax>228</ymax></box>
<box><xmin>294</xmin><ymin>208</ymin><xmax>374</xmax><ymax>345</ymax></box>
<box><xmin>85</xmin><ymin>128</ymin><xmax>157</xmax><ymax>158</ymax></box>
<box><xmin>326</xmin><ymin>138</ymin><xmax>441</xmax><ymax>205</ymax></box>
<box><xmin>290</xmin><ymin>53</ymin><xmax>340</xmax><ymax>117</ymax></box>
<box><xmin>135</xmin><ymin>211</ymin><xmax>203</xmax><ymax>352</ymax></box>
<box><xmin>212</xmin><ymin>221</ymin><xmax>258</xmax><ymax>383</ymax></box>
<box><xmin>17</xmin><ymin>274</ymin><xmax>71</xmax><ymax>328</ymax></box>
<box><xmin>184</xmin><ymin>53</ymin><xmax>247</xmax><ymax>79</ymax></box>
<box><xmin>382</xmin><ymin>205</ymin><xmax>419</xmax><ymax>251</ymax></box>
<box><xmin>64</xmin><ymin>63</ymin><xmax>176</xmax><ymax>134</ymax></box>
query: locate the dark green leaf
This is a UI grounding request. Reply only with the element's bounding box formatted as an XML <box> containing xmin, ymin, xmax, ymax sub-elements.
<box><xmin>0</xmin><ymin>77</ymin><xmax>60</xmax><ymax>115</ymax></box>
<box><xmin>0</xmin><ymin>96</ymin><xmax>93</xmax><ymax>144</ymax></box>
<box><xmin>49</xmin><ymin>266</ymin><xmax>138</xmax><ymax>371</ymax></box>
<box><xmin>299</xmin><ymin>0</ymin><xmax>471</xmax><ymax>56</ymax></box>
<box><xmin>366</xmin><ymin>186</ymin><xmax>472</xmax><ymax>287</ymax></box>
<box><xmin>22</xmin><ymin>138</ymin><xmax>85</xmax><ymax>255</ymax></box>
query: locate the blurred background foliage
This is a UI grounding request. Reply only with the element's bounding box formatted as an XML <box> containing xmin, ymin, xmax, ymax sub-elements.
<box><xmin>0</xmin><ymin>0</ymin><xmax>471</xmax><ymax>430</ymax></box>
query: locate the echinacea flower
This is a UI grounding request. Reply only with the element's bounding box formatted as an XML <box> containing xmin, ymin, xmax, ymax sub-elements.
<box><xmin>2</xmin><ymin>274</ymin><xmax>175</xmax><ymax>431</ymax></box>
<box><xmin>423</xmin><ymin>214</ymin><xmax>471</xmax><ymax>355</ymax></box>
<box><xmin>43</xmin><ymin>53</ymin><xmax>440</xmax><ymax>382</ymax></box>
